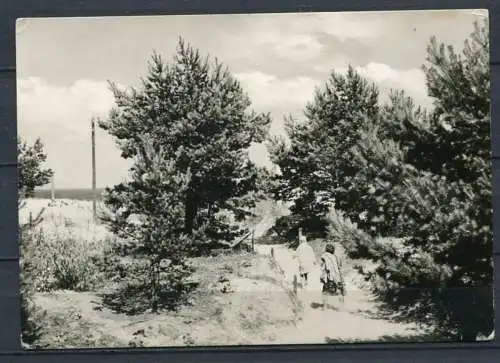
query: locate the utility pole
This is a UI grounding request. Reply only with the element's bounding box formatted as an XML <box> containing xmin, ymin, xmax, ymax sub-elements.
<box><xmin>91</xmin><ymin>117</ymin><xmax>97</xmax><ymax>221</ymax></box>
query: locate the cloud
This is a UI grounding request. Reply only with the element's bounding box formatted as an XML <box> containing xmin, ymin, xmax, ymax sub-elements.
<box><xmin>225</xmin><ymin>26</ymin><xmax>323</xmax><ymax>63</ymax></box>
<box><xmin>288</xmin><ymin>12</ymin><xmax>386</xmax><ymax>42</ymax></box>
<box><xmin>354</xmin><ymin>63</ymin><xmax>424</xmax><ymax>85</ymax></box>
<box><xmin>236</xmin><ymin>72</ymin><xmax>318</xmax><ymax>111</ymax></box>
<box><xmin>223</xmin><ymin>12</ymin><xmax>385</xmax><ymax>66</ymax></box>
<box><xmin>229</xmin><ymin>12</ymin><xmax>384</xmax><ymax>57</ymax></box>
<box><xmin>18</xmin><ymin>77</ymin><xmax>115</xmax><ymax>135</ymax></box>
<box><xmin>312</xmin><ymin>54</ymin><xmax>351</xmax><ymax>74</ymax></box>
<box><xmin>251</xmin><ymin>32</ymin><xmax>324</xmax><ymax>62</ymax></box>
<box><xmin>235</xmin><ymin>71</ymin><xmax>320</xmax><ymax>135</ymax></box>
<box><xmin>18</xmin><ymin>77</ymin><xmax>131</xmax><ymax>188</ymax></box>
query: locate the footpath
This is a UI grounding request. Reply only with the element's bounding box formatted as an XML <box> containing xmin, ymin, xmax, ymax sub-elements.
<box><xmin>255</xmin><ymin>244</ymin><xmax>423</xmax><ymax>344</ymax></box>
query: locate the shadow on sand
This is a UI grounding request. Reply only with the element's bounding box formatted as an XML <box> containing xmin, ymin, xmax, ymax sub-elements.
<box><xmin>310</xmin><ymin>302</ymin><xmax>339</xmax><ymax>311</ymax></box>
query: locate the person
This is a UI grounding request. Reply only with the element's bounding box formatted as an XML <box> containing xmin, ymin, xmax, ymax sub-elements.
<box><xmin>319</xmin><ymin>243</ymin><xmax>345</xmax><ymax>310</ymax></box>
<box><xmin>294</xmin><ymin>228</ymin><xmax>316</xmax><ymax>288</ymax></box>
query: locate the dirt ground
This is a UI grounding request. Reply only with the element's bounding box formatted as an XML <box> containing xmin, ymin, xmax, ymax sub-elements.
<box><xmin>33</xmin><ymin>251</ymin><xmax>302</xmax><ymax>348</ymax></box>
<box><xmin>255</xmin><ymin>244</ymin><xmax>426</xmax><ymax>344</ymax></box>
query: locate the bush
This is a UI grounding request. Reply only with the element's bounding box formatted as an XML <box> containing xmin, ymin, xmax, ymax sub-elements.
<box><xmin>91</xmin><ymin>237</ymin><xmax>126</xmax><ymax>284</ymax></box>
<box><xmin>27</xmin><ymin>223</ymin><xmax>105</xmax><ymax>292</ymax></box>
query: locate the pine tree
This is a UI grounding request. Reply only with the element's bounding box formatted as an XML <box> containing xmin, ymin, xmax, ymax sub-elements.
<box><xmin>99</xmin><ymin>139</ymin><xmax>194</xmax><ymax>311</ymax></box>
<box><xmin>268</xmin><ymin>66</ymin><xmax>379</xmax><ymax>237</ymax></box>
<box><xmin>331</xmin><ymin>20</ymin><xmax>492</xmax><ymax>340</ymax></box>
<box><xmin>100</xmin><ymin>38</ymin><xmax>271</xmax><ymax>256</ymax></box>
<box><xmin>99</xmin><ymin>38</ymin><xmax>270</xmax><ymax>309</ymax></box>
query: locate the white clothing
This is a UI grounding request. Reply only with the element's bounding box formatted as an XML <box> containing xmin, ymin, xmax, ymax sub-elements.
<box><xmin>295</xmin><ymin>242</ymin><xmax>316</xmax><ymax>274</ymax></box>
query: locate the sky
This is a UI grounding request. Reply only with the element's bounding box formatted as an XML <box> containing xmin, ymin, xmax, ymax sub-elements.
<box><xmin>16</xmin><ymin>9</ymin><xmax>488</xmax><ymax>189</ymax></box>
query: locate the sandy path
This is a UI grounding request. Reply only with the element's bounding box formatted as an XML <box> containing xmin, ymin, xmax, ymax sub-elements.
<box><xmin>255</xmin><ymin>244</ymin><xmax>423</xmax><ymax>344</ymax></box>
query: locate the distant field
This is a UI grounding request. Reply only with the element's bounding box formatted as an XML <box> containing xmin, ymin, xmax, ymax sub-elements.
<box><xmin>34</xmin><ymin>188</ymin><xmax>105</xmax><ymax>201</ymax></box>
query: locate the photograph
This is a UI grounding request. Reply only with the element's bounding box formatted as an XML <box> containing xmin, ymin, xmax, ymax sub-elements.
<box><xmin>16</xmin><ymin>9</ymin><xmax>493</xmax><ymax>349</ymax></box>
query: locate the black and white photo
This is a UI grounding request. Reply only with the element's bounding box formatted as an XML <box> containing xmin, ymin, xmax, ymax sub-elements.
<box><xmin>17</xmin><ymin>9</ymin><xmax>493</xmax><ymax>349</ymax></box>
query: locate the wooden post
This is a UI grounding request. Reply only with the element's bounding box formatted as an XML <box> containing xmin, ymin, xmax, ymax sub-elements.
<box><xmin>271</xmin><ymin>247</ymin><xmax>274</xmax><ymax>258</ymax></box>
<box><xmin>91</xmin><ymin>117</ymin><xmax>97</xmax><ymax>221</ymax></box>
<box><xmin>293</xmin><ymin>274</ymin><xmax>298</xmax><ymax>295</ymax></box>
<box><xmin>50</xmin><ymin>174</ymin><xmax>55</xmax><ymax>201</ymax></box>
<box><xmin>251</xmin><ymin>229</ymin><xmax>255</xmax><ymax>252</ymax></box>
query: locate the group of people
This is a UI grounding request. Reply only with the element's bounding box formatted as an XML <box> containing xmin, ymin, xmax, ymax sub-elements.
<box><xmin>294</xmin><ymin>228</ymin><xmax>345</xmax><ymax>309</ymax></box>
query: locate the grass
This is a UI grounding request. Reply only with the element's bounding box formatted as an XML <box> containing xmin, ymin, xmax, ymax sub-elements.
<box><xmin>21</xmin><ymin>198</ymin><xmax>301</xmax><ymax>348</ymax></box>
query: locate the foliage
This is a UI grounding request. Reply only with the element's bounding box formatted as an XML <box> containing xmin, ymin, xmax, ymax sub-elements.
<box><xmin>18</xmin><ymin>137</ymin><xmax>53</xmax><ymax>347</ymax></box>
<box><xmin>98</xmin><ymin>140</ymin><xmax>194</xmax><ymax>311</ymax></box>
<box><xmin>18</xmin><ymin>137</ymin><xmax>53</xmax><ymax>202</ymax></box>
<box><xmin>328</xmin><ymin>20</ymin><xmax>492</xmax><ymax>340</ymax></box>
<box><xmin>100</xmin><ymin>37</ymin><xmax>271</xmax><ymax>253</ymax></box>
<box><xmin>99</xmin><ymin>38</ymin><xmax>270</xmax><ymax>310</ymax></box>
<box><xmin>269</xmin><ymin>214</ymin><xmax>301</xmax><ymax>243</ymax></box>
<box><xmin>268</xmin><ymin>66</ymin><xmax>380</xmax><ymax>238</ymax></box>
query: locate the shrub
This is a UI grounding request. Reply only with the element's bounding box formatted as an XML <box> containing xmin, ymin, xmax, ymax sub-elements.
<box><xmin>28</xmin><ymin>222</ymin><xmax>105</xmax><ymax>292</ymax></box>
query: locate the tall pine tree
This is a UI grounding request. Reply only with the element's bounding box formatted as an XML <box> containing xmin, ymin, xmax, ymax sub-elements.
<box><xmin>268</xmin><ymin>66</ymin><xmax>379</xmax><ymax>237</ymax></box>
<box><xmin>100</xmin><ymin>38</ymin><xmax>271</xmax><ymax>260</ymax></box>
